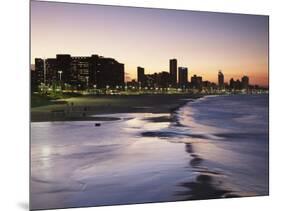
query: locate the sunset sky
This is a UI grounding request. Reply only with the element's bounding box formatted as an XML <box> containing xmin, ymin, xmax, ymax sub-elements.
<box><xmin>31</xmin><ymin>1</ymin><xmax>269</xmax><ymax>86</ymax></box>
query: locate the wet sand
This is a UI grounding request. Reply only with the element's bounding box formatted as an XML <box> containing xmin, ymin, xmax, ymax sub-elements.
<box><xmin>31</xmin><ymin>113</ymin><xmax>193</xmax><ymax>209</ymax></box>
<box><xmin>31</xmin><ymin>94</ymin><xmax>268</xmax><ymax>210</ymax></box>
<box><xmin>31</xmin><ymin>94</ymin><xmax>201</xmax><ymax>122</ymax></box>
<box><xmin>125</xmin><ymin>113</ymin><xmax>244</xmax><ymax>200</ymax></box>
<box><xmin>177</xmin><ymin>143</ymin><xmax>241</xmax><ymax>200</ymax></box>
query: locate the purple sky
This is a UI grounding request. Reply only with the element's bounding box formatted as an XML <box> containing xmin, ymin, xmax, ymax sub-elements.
<box><xmin>31</xmin><ymin>1</ymin><xmax>269</xmax><ymax>86</ymax></box>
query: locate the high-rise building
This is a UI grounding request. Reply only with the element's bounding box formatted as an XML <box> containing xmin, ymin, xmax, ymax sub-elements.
<box><xmin>31</xmin><ymin>69</ymin><xmax>37</xmax><ymax>92</ymax></box>
<box><xmin>71</xmin><ymin>56</ymin><xmax>90</xmax><ymax>89</ymax></box>
<box><xmin>56</xmin><ymin>54</ymin><xmax>72</xmax><ymax>84</ymax></box>
<box><xmin>33</xmin><ymin>54</ymin><xmax>125</xmax><ymax>90</ymax></box>
<box><xmin>89</xmin><ymin>56</ymin><xmax>124</xmax><ymax>89</ymax></box>
<box><xmin>191</xmin><ymin>74</ymin><xmax>203</xmax><ymax>89</ymax></box>
<box><xmin>178</xmin><ymin>67</ymin><xmax>188</xmax><ymax>88</ymax></box>
<box><xmin>229</xmin><ymin>78</ymin><xmax>235</xmax><ymax>89</ymax></box>
<box><xmin>241</xmin><ymin>76</ymin><xmax>249</xmax><ymax>89</ymax></box>
<box><xmin>137</xmin><ymin>66</ymin><xmax>145</xmax><ymax>85</ymax></box>
<box><xmin>218</xmin><ymin>70</ymin><xmax>224</xmax><ymax>89</ymax></box>
<box><xmin>169</xmin><ymin>59</ymin><xmax>177</xmax><ymax>87</ymax></box>
<box><xmin>235</xmin><ymin>79</ymin><xmax>242</xmax><ymax>89</ymax></box>
<box><xmin>34</xmin><ymin>58</ymin><xmax>44</xmax><ymax>86</ymax></box>
<box><xmin>145</xmin><ymin>73</ymin><xmax>157</xmax><ymax>88</ymax></box>
<box><xmin>45</xmin><ymin>58</ymin><xmax>57</xmax><ymax>86</ymax></box>
<box><xmin>229</xmin><ymin>78</ymin><xmax>242</xmax><ymax>90</ymax></box>
<box><xmin>89</xmin><ymin>54</ymin><xmax>99</xmax><ymax>87</ymax></box>
<box><xmin>156</xmin><ymin>71</ymin><xmax>170</xmax><ymax>88</ymax></box>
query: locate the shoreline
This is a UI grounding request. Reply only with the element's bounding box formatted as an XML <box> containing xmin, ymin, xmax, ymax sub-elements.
<box><xmin>31</xmin><ymin>94</ymin><xmax>203</xmax><ymax>122</ymax></box>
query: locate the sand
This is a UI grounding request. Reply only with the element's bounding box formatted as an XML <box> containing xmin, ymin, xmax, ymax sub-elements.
<box><xmin>31</xmin><ymin>94</ymin><xmax>202</xmax><ymax>122</ymax></box>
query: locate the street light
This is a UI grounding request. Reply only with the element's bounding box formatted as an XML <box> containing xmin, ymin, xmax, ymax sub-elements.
<box><xmin>125</xmin><ymin>82</ymin><xmax>128</xmax><ymax>91</ymax></box>
<box><xmin>106</xmin><ymin>85</ymin><xmax>109</xmax><ymax>94</ymax></box>
<box><xmin>58</xmin><ymin>70</ymin><xmax>63</xmax><ymax>81</ymax></box>
<box><xmin>58</xmin><ymin>70</ymin><xmax>63</xmax><ymax>91</ymax></box>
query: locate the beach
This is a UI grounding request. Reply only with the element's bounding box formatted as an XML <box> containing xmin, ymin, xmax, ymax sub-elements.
<box><xmin>31</xmin><ymin>94</ymin><xmax>201</xmax><ymax>122</ymax></box>
<box><xmin>30</xmin><ymin>94</ymin><xmax>269</xmax><ymax>210</ymax></box>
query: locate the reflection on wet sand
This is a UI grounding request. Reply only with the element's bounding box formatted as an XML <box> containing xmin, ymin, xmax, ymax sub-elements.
<box><xmin>139</xmin><ymin>114</ymin><xmax>241</xmax><ymax>200</ymax></box>
<box><xmin>178</xmin><ymin>174</ymin><xmax>235</xmax><ymax>200</ymax></box>
<box><xmin>180</xmin><ymin>142</ymin><xmax>240</xmax><ymax>200</ymax></box>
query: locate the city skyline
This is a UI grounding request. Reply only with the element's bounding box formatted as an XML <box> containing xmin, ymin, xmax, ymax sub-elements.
<box><xmin>32</xmin><ymin>53</ymin><xmax>257</xmax><ymax>93</ymax></box>
<box><xmin>31</xmin><ymin>1</ymin><xmax>269</xmax><ymax>87</ymax></box>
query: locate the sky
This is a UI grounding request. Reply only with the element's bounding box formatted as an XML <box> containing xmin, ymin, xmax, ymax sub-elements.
<box><xmin>31</xmin><ymin>1</ymin><xmax>269</xmax><ymax>86</ymax></box>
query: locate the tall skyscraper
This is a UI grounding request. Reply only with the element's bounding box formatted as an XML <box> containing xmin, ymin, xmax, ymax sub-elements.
<box><xmin>229</xmin><ymin>78</ymin><xmax>235</xmax><ymax>89</ymax></box>
<box><xmin>218</xmin><ymin>70</ymin><xmax>224</xmax><ymax>89</ymax></box>
<box><xmin>235</xmin><ymin>79</ymin><xmax>242</xmax><ymax>89</ymax></box>
<box><xmin>137</xmin><ymin>66</ymin><xmax>145</xmax><ymax>85</ymax></box>
<box><xmin>178</xmin><ymin>67</ymin><xmax>188</xmax><ymax>88</ymax></box>
<box><xmin>169</xmin><ymin>59</ymin><xmax>177</xmax><ymax>87</ymax></box>
<box><xmin>241</xmin><ymin>76</ymin><xmax>249</xmax><ymax>89</ymax></box>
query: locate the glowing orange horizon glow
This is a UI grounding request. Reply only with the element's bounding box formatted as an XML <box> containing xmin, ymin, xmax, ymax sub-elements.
<box><xmin>31</xmin><ymin>1</ymin><xmax>269</xmax><ymax>87</ymax></box>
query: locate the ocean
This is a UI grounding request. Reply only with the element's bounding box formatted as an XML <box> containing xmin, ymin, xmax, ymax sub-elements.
<box><xmin>31</xmin><ymin>94</ymin><xmax>269</xmax><ymax>210</ymax></box>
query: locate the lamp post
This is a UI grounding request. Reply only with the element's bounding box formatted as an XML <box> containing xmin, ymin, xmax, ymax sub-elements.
<box><xmin>93</xmin><ymin>84</ymin><xmax>97</xmax><ymax>95</ymax></box>
<box><xmin>58</xmin><ymin>70</ymin><xmax>63</xmax><ymax>81</ymax></box>
<box><xmin>125</xmin><ymin>82</ymin><xmax>128</xmax><ymax>92</ymax></box>
<box><xmin>139</xmin><ymin>82</ymin><xmax>142</xmax><ymax>92</ymax></box>
<box><xmin>58</xmin><ymin>70</ymin><xmax>63</xmax><ymax>91</ymax></box>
